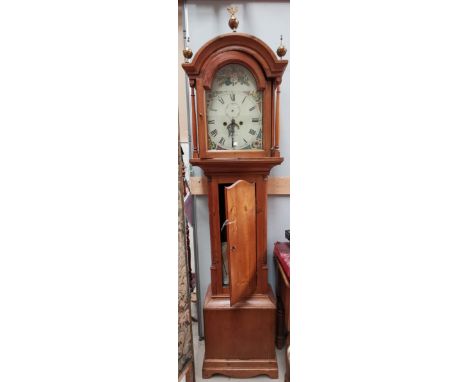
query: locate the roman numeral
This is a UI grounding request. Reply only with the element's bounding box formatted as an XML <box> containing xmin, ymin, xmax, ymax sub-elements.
<box><xmin>218</xmin><ymin>97</ymin><xmax>224</xmax><ymax>104</ymax></box>
<box><xmin>249</xmin><ymin>129</ymin><xmax>256</xmax><ymax>135</ymax></box>
<box><xmin>252</xmin><ymin>118</ymin><xmax>259</xmax><ymax>123</ymax></box>
<box><xmin>249</xmin><ymin>106</ymin><xmax>255</xmax><ymax>111</ymax></box>
<box><xmin>242</xmin><ymin>96</ymin><xmax>246</xmax><ymax>104</ymax></box>
<box><xmin>208</xmin><ymin>120</ymin><xmax>215</xmax><ymax>124</ymax></box>
<box><xmin>243</xmin><ymin>138</ymin><xmax>248</xmax><ymax>144</ymax></box>
<box><xmin>210</xmin><ymin>129</ymin><xmax>218</xmax><ymax>137</ymax></box>
<box><xmin>230</xmin><ymin>93</ymin><xmax>235</xmax><ymax>101</ymax></box>
<box><xmin>209</xmin><ymin>108</ymin><xmax>218</xmax><ymax>112</ymax></box>
<box><xmin>219</xmin><ymin>137</ymin><xmax>226</xmax><ymax>145</ymax></box>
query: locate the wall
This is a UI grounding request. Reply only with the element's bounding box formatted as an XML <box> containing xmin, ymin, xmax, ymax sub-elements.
<box><xmin>184</xmin><ymin>0</ymin><xmax>290</xmax><ymax>336</ymax></box>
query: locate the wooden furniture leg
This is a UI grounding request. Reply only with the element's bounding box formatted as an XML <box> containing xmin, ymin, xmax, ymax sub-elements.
<box><xmin>275</xmin><ymin>257</ymin><xmax>286</xmax><ymax>349</ymax></box>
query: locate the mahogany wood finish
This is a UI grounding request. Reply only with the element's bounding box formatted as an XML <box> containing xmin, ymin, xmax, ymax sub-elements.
<box><xmin>182</xmin><ymin>30</ymin><xmax>288</xmax><ymax>379</ymax></box>
<box><xmin>275</xmin><ymin>256</ymin><xmax>290</xmax><ymax>382</ymax></box>
<box><xmin>275</xmin><ymin>257</ymin><xmax>290</xmax><ymax>356</ymax></box>
<box><xmin>276</xmin><ymin>300</ymin><xmax>285</xmax><ymax>349</ymax></box>
<box><xmin>275</xmin><ymin>256</ymin><xmax>290</xmax><ymax>349</ymax></box>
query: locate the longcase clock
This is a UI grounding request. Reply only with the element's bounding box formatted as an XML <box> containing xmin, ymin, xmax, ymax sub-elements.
<box><xmin>182</xmin><ymin>8</ymin><xmax>288</xmax><ymax>379</ymax></box>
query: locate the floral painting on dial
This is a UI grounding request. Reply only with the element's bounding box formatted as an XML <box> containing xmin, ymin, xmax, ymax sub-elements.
<box><xmin>215</xmin><ymin>64</ymin><xmax>252</xmax><ymax>87</ymax></box>
<box><xmin>206</xmin><ymin>64</ymin><xmax>263</xmax><ymax>151</ymax></box>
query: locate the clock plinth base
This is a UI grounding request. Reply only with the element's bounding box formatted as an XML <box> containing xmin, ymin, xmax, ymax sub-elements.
<box><xmin>202</xmin><ymin>286</ymin><xmax>278</xmax><ymax>379</ymax></box>
<box><xmin>202</xmin><ymin>358</ymin><xmax>278</xmax><ymax>379</ymax></box>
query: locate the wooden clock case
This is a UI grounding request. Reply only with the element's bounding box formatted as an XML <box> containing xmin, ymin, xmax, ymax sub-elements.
<box><xmin>182</xmin><ymin>32</ymin><xmax>287</xmax><ymax>379</ymax></box>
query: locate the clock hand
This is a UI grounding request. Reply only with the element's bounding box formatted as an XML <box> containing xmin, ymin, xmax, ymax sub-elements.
<box><xmin>226</xmin><ymin>118</ymin><xmax>240</xmax><ymax>148</ymax></box>
<box><xmin>227</xmin><ymin>118</ymin><xmax>238</xmax><ymax>137</ymax></box>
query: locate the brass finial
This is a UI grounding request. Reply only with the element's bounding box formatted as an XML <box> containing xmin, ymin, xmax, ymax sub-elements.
<box><xmin>277</xmin><ymin>35</ymin><xmax>287</xmax><ymax>59</ymax></box>
<box><xmin>182</xmin><ymin>36</ymin><xmax>193</xmax><ymax>63</ymax></box>
<box><xmin>227</xmin><ymin>5</ymin><xmax>239</xmax><ymax>32</ymax></box>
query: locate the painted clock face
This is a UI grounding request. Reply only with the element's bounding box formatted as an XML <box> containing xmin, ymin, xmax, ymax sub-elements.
<box><xmin>206</xmin><ymin>64</ymin><xmax>263</xmax><ymax>151</ymax></box>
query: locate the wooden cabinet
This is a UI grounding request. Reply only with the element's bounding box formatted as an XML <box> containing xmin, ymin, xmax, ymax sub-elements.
<box><xmin>199</xmin><ymin>174</ymin><xmax>279</xmax><ymax>378</ymax></box>
<box><xmin>181</xmin><ymin>10</ymin><xmax>287</xmax><ymax>379</ymax></box>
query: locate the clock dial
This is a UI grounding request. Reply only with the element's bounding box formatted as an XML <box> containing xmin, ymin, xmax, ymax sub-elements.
<box><xmin>206</xmin><ymin>64</ymin><xmax>263</xmax><ymax>151</ymax></box>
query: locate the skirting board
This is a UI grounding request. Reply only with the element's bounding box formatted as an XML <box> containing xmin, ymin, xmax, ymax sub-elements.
<box><xmin>189</xmin><ymin>176</ymin><xmax>290</xmax><ymax>195</ymax></box>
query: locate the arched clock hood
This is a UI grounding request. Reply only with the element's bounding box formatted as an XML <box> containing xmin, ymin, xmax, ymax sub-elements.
<box><xmin>182</xmin><ymin>33</ymin><xmax>288</xmax><ymax>84</ymax></box>
<box><xmin>182</xmin><ymin>31</ymin><xmax>287</xmax><ymax>166</ymax></box>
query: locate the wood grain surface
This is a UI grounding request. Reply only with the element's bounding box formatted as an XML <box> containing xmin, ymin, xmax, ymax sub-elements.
<box><xmin>189</xmin><ymin>176</ymin><xmax>290</xmax><ymax>195</ymax></box>
<box><xmin>225</xmin><ymin>180</ymin><xmax>257</xmax><ymax>306</ymax></box>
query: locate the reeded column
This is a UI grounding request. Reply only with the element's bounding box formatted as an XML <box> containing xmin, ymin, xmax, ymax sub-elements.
<box><xmin>190</xmin><ymin>80</ymin><xmax>199</xmax><ymax>158</ymax></box>
<box><xmin>273</xmin><ymin>80</ymin><xmax>281</xmax><ymax>157</ymax></box>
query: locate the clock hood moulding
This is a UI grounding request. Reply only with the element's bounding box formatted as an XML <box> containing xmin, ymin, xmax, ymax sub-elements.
<box><xmin>190</xmin><ymin>157</ymin><xmax>284</xmax><ymax>176</ymax></box>
<box><xmin>182</xmin><ymin>33</ymin><xmax>288</xmax><ymax>82</ymax></box>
